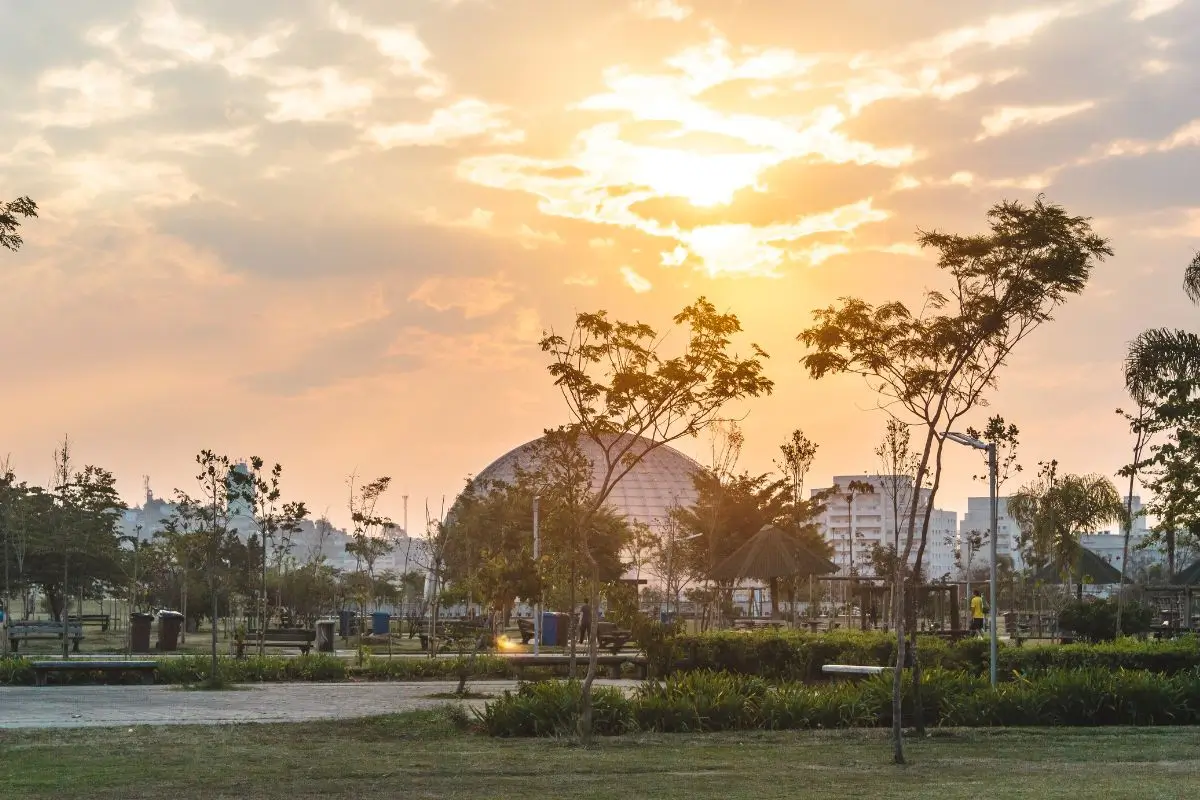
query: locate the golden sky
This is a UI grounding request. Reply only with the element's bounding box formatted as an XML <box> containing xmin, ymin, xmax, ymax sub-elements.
<box><xmin>2</xmin><ymin>0</ymin><xmax>1198</xmax><ymax>528</ymax></box>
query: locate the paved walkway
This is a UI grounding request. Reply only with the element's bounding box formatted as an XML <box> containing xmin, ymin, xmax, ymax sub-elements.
<box><xmin>0</xmin><ymin>680</ymin><xmax>638</xmax><ymax>729</ymax></box>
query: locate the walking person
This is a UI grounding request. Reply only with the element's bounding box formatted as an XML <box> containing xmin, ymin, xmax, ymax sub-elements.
<box><xmin>970</xmin><ymin>589</ymin><xmax>985</xmax><ymax>636</ymax></box>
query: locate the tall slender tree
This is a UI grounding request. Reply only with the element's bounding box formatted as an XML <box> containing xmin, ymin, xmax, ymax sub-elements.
<box><xmin>799</xmin><ymin>197</ymin><xmax>1110</xmax><ymax>763</ymax></box>
<box><xmin>540</xmin><ymin>297</ymin><xmax>773</xmax><ymax>743</ymax></box>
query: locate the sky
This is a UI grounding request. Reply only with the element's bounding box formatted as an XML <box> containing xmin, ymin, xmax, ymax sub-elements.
<box><xmin>1</xmin><ymin>0</ymin><xmax>1198</xmax><ymax>531</ymax></box>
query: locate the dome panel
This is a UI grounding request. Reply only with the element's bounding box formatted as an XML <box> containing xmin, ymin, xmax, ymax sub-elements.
<box><xmin>473</xmin><ymin>433</ymin><xmax>700</xmax><ymax>531</ymax></box>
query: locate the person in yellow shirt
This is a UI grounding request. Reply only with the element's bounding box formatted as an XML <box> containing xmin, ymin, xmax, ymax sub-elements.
<box><xmin>970</xmin><ymin>589</ymin><xmax>985</xmax><ymax>634</ymax></box>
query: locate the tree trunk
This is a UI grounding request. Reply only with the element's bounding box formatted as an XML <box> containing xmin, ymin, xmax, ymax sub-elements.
<box><xmin>568</xmin><ymin>558</ymin><xmax>578</xmax><ymax>675</ymax></box>
<box><xmin>210</xmin><ymin>572</ymin><xmax>219</xmax><ymax>682</ymax></box>
<box><xmin>578</xmin><ymin>562</ymin><xmax>601</xmax><ymax>746</ymax></box>
<box><xmin>1116</xmin><ymin>469</ymin><xmax>1137</xmax><ymax>638</ymax></box>
<box><xmin>61</xmin><ymin>553</ymin><xmax>70</xmax><ymax>660</ymax></box>
<box><xmin>180</xmin><ymin>555</ymin><xmax>189</xmax><ymax>645</ymax></box>
<box><xmin>890</xmin><ymin>570</ymin><xmax>907</xmax><ymax>764</ymax></box>
<box><xmin>769</xmin><ymin>577</ymin><xmax>779</xmax><ymax>618</ymax></box>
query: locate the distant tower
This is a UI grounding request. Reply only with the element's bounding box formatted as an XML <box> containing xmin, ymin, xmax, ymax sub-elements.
<box><xmin>143</xmin><ymin>475</ymin><xmax>153</xmax><ymax>506</ymax></box>
<box><xmin>227</xmin><ymin>461</ymin><xmax>254</xmax><ymax>519</ymax></box>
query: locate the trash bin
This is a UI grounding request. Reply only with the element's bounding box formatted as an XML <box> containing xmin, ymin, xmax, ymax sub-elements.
<box><xmin>338</xmin><ymin>609</ymin><xmax>353</xmax><ymax>638</ymax></box>
<box><xmin>130</xmin><ymin>612</ymin><xmax>153</xmax><ymax>654</ymax></box>
<box><xmin>156</xmin><ymin>611</ymin><xmax>184</xmax><ymax>651</ymax></box>
<box><xmin>540</xmin><ymin>611</ymin><xmax>557</xmax><ymax>647</ymax></box>
<box><xmin>371</xmin><ymin>611</ymin><xmax>390</xmax><ymax>637</ymax></box>
<box><xmin>316</xmin><ymin>619</ymin><xmax>336</xmax><ymax>652</ymax></box>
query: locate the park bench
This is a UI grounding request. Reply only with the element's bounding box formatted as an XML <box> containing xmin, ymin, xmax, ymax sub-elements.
<box><xmin>31</xmin><ymin>660</ymin><xmax>157</xmax><ymax>686</ymax></box>
<box><xmin>67</xmin><ymin>614</ymin><xmax>112</xmax><ymax>632</ymax></box>
<box><xmin>516</xmin><ymin>617</ymin><xmax>535</xmax><ymax>644</ymax></box>
<box><xmin>508</xmin><ymin>653</ymin><xmax>648</xmax><ymax>680</ymax></box>
<box><xmin>821</xmin><ymin>664</ymin><xmax>885</xmax><ymax>680</ymax></box>
<box><xmin>8</xmin><ymin>621</ymin><xmax>84</xmax><ymax>653</ymax></box>
<box><xmin>419</xmin><ymin>621</ymin><xmax>491</xmax><ymax>653</ymax></box>
<box><xmin>236</xmin><ymin>628</ymin><xmax>316</xmax><ymax>657</ymax></box>
<box><xmin>596</xmin><ymin>621</ymin><xmax>633</xmax><ymax>654</ymax></box>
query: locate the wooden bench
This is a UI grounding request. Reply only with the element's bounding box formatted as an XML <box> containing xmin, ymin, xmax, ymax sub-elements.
<box><xmin>508</xmin><ymin>653</ymin><xmax>648</xmax><ymax>680</ymax></box>
<box><xmin>237</xmin><ymin>628</ymin><xmax>316</xmax><ymax>657</ymax></box>
<box><xmin>516</xmin><ymin>618</ymin><xmax>535</xmax><ymax>644</ymax></box>
<box><xmin>8</xmin><ymin>621</ymin><xmax>84</xmax><ymax>653</ymax></box>
<box><xmin>596</xmin><ymin>621</ymin><xmax>632</xmax><ymax>654</ymax></box>
<box><xmin>931</xmin><ymin>629</ymin><xmax>974</xmax><ymax>644</ymax></box>
<box><xmin>419</xmin><ymin>622</ymin><xmax>491</xmax><ymax>653</ymax></box>
<box><xmin>31</xmin><ymin>660</ymin><xmax>157</xmax><ymax>686</ymax></box>
<box><xmin>822</xmin><ymin>664</ymin><xmax>885</xmax><ymax>679</ymax></box>
<box><xmin>67</xmin><ymin>614</ymin><xmax>112</xmax><ymax>632</ymax></box>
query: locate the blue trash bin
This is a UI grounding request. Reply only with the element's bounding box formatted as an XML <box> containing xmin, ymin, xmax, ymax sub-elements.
<box><xmin>371</xmin><ymin>611</ymin><xmax>390</xmax><ymax>636</ymax></box>
<box><xmin>541</xmin><ymin>611</ymin><xmax>557</xmax><ymax>646</ymax></box>
<box><xmin>338</xmin><ymin>609</ymin><xmax>353</xmax><ymax>638</ymax></box>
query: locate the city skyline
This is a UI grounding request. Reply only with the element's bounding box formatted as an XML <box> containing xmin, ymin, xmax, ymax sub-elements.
<box><xmin>2</xmin><ymin>1</ymin><xmax>1197</xmax><ymax>529</ymax></box>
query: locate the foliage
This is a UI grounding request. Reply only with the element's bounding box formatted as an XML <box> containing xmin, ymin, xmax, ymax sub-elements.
<box><xmin>1009</xmin><ymin>461</ymin><xmax>1126</xmax><ymax>576</ymax></box>
<box><xmin>474</xmin><ymin>681</ymin><xmax>635</xmax><ymax>737</ymax></box>
<box><xmin>0</xmin><ymin>196</ymin><xmax>37</xmax><ymax>253</ymax></box>
<box><xmin>663</xmin><ymin>629</ymin><xmax>1200</xmax><ymax>680</ymax></box>
<box><xmin>1058</xmin><ymin>598</ymin><xmax>1153</xmax><ymax>643</ymax></box>
<box><xmin>539</xmin><ymin>298</ymin><xmax>774</xmax><ymax>742</ymax></box>
<box><xmin>797</xmin><ymin>196</ymin><xmax>1111</xmax><ymax>761</ymax></box>
<box><xmin>479</xmin><ymin>666</ymin><xmax>1200</xmax><ymax>737</ymax></box>
<box><xmin>1123</xmin><ymin>251</ymin><xmax>1200</xmax><ymax>576</ymax></box>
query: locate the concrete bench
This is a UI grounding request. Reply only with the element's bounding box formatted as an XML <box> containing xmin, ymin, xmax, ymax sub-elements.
<box><xmin>31</xmin><ymin>660</ymin><xmax>157</xmax><ymax>686</ymax></box>
<box><xmin>822</xmin><ymin>664</ymin><xmax>885</xmax><ymax>679</ymax></box>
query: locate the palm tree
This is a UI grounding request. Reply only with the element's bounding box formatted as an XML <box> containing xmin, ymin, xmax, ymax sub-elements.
<box><xmin>1124</xmin><ymin>251</ymin><xmax>1200</xmax><ymax>578</ymax></box>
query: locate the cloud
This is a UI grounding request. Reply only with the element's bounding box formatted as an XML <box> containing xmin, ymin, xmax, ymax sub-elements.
<box><xmin>408</xmin><ymin>274</ymin><xmax>515</xmax><ymax>318</ymax></box>
<box><xmin>1130</xmin><ymin>0</ymin><xmax>1184</xmax><ymax>21</ymax></box>
<box><xmin>328</xmin><ymin>2</ymin><xmax>447</xmax><ymax>99</ymax></box>
<box><xmin>632</xmin><ymin>0</ymin><xmax>692</xmax><ymax>22</ymax></box>
<box><xmin>976</xmin><ymin>101</ymin><xmax>1096</xmax><ymax>140</ymax></box>
<box><xmin>368</xmin><ymin>98</ymin><xmax>522</xmax><ymax>147</ymax></box>
<box><xmin>620</xmin><ymin>265</ymin><xmax>653</xmax><ymax>292</ymax></box>
<box><xmin>22</xmin><ymin>61</ymin><xmax>154</xmax><ymax>128</ymax></box>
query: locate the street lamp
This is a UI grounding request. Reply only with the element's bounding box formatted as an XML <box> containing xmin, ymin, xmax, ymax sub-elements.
<box><xmin>532</xmin><ymin>496</ymin><xmax>541</xmax><ymax>656</ymax></box>
<box><xmin>944</xmin><ymin>431</ymin><xmax>999</xmax><ymax>687</ymax></box>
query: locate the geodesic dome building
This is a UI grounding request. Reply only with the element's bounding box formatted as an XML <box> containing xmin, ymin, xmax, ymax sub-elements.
<box><xmin>472</xmin><ymin>433</ymin><xmax>701</xmax><ymax>531</ymax></box>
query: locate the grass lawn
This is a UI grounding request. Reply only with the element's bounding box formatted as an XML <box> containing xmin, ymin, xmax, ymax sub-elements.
<box><xmin>2</xmin><ymin>712</ymin><xmax>1199</xmax><ymax>800</ymax></box>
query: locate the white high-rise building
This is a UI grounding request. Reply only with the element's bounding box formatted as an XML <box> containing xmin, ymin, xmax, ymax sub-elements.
<box><xmin>813</xmin><ymin>475</ymin><xmax>958</xmax><ymax>579</ymax></box>
<box><xmin>959</xmin><ymin>496</ymin><xmax>1022</xmax><ymax>573</ymax></box>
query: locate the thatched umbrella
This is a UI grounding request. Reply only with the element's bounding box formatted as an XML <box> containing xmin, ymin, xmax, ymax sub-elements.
<box><xmin>710</xmin><ymin>525</ymin><xmax>839</xmax><ymax>618</ymax></box>
<box><xmin>1032</xmin><ymin>548</ymin><xmax>1124</xmax><ymax>598</ymax></box>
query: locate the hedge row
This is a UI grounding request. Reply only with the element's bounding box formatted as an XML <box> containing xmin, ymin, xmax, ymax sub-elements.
<box><xmin>0</xmin><ymin>654</ymin><xmax>516</xmax><ymax>686</ymax></box>
<box><xmin>477</xmin><ymin>667</ymin><xmax>1200</xmax><ymax>737</ymax></box>
<box><xmin>667</xmin><ymin>630</ymin><xmax>1200</xmax><ymax>680</ymax></box>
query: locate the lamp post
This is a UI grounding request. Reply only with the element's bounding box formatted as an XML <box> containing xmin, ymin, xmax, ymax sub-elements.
<box><xmin>533</xmin><ymin>496</ymin><xmax>541</xmax><ymax>656</ymax></box>
<box><xmin>945</xmin><ymin>431</ymin><xmax>998</xmax><ymax>687</ymax></box>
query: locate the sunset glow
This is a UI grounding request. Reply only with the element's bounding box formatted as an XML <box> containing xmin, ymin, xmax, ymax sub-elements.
<box><xmin>0</xmin><ymin>0</ymin><xmax>1195</xmax><ymax>526</ymax></box>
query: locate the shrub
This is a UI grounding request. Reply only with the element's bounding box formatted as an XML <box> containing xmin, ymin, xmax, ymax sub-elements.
<box><xmin>667</xmin><ymin>629</ymin><xmax>1200</xmax><ymax>681</ymax></box>
<box><xmin>1058</xmin><ymin>598</ymin><xmax>1153</xmax><ymax>642</ymax></box>
<box><xmin>478</xmin><ymin>667</ymin><xmax>1200</xmax><ymax>736</ymax></box>
<box><xmin>474</xmin><ymin>681</ymin><xmax>633</xmax><ymax>737</ymax></box>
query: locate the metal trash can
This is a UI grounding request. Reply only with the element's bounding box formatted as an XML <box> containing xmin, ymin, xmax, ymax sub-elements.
<box><xmin>316</xmin><ymin>619</ymin><xmax>336</xmax><ymax>652</ymax></box>
<box><xmin>156</xmin><ymin>611</ymin><xmax>184</xmax><ymax>651</ymax></box>
<box><xmin>371</xmin><ymin>611</ymin><xmax>390</xmax><ymax>636</ymax></box>
<box><xmin>130</xmin><ymin>612</ymin><xmax>154</xmax><ymax>654</ymax></box>
<box><xmin>338</xmin><ymin>609</ymin><xmax>353</xmax><ymax>638</ymax></box>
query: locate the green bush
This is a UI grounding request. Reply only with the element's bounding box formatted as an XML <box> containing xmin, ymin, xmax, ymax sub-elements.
<box><xmin>667</xmin><ymin>629</ymin><xmax>1200</xmax><ymax>681</ymax></box>
<box><xmin>475</xmin><ymin>681</ymin><xmax>634</xmax><ymax>737</ymax></box>
<box><xmin>479</xmin><ymin>667</ymin><xmax>1200</xmax><ymax>736</ymax></box>
<box><xmin>1058</xmin><ymin>598</ymin><xmax>1153</xmax><ymax>642</ymax></box>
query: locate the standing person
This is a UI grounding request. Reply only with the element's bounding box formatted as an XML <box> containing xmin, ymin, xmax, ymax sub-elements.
<box><xmin>970</xmin><ymin>589</ymin><xmax>985</xmax><ymax>636</ymax></box>
<box><xmin>578</xmin><ymin>602</ymin><xmax>591</xmax><ymax>644</ymax></box>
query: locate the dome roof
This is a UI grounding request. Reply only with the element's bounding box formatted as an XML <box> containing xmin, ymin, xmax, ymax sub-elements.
<box><xmin>473</xmin><ymin>434</ymin><xmax>701</xmax><ymax>531</ymax></box>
